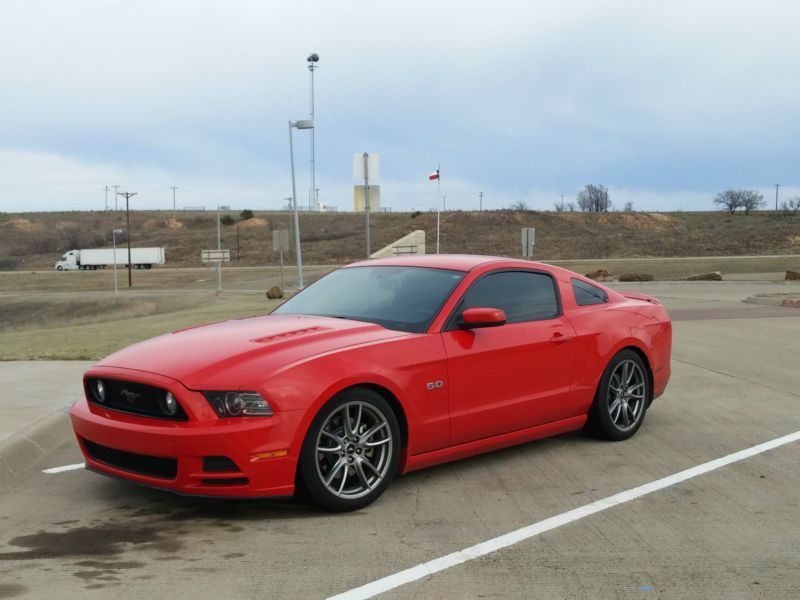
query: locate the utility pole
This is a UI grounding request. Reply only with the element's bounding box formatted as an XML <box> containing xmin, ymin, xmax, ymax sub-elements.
<box><xmin>775</xmin><ymin>184</ymin><xmax>781</xmax><ymax>211</ymax></box>
<box><xmin>479</xmin><ymin>191</ymin><xmax>484</xmax><ymax>211</ymax></box>
<box><xmin>117</xmin><ymin>191</ymin><xmax>137</xmax><ymax>288</ymax></box>
<box><xmin>104</xmin><ymin>186</ymin><xmax>110</xmax><ymax>210</ymax></box>
<box><xmin>113</xmin><ymin>185</ymin><xmax>119</xmax><ymax>211</ymax></box>
<box><xmin>170</xmin><ymin>186</ymin><xmax>178</xmax><ymax>220</ymax></box>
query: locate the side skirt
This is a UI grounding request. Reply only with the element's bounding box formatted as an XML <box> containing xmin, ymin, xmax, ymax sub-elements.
<box><xmin>401</xmin><ymin>415</ymin><xmax>587</xmax><ymax>474</ymax></box>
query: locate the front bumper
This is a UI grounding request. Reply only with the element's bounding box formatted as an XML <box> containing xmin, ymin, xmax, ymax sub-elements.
<box><xmin>70</xmin><ymin>375</ymin><xmax>305</xmax><ymax>498</ymax></box>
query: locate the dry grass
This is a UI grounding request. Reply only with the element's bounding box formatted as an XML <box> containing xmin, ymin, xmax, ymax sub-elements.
<box><xmin>0</xmin><ymin>293</ymin><xmax>282</xmax><ymax>360</ymax></box>
<box><xmin>0</xmin><ymin>295</ymin><xmax>201</xmax><ymax>332</ymax></box>
<box><xmin>548</xmin><ymin>256</ymin><xmax>800</xmax><ymax>280</ymax></box>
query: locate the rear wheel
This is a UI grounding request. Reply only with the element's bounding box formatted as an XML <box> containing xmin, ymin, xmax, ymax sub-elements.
<box><xmin>587</xmin><ymin>350</ymin><xmax>649</xmax><ymax>441</ymax></box>
<box><xmin>298</xmin><ymin>388</ymin><xmax>400</xmax><ymax>511</ymax></box>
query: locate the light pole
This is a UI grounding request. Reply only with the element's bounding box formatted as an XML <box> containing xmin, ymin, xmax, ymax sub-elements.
<box><xmin>104</xmin><ymin>186</ymin><xmax>110</xmax><ymax>210</ymax></box>
<box><xmin>307</xmin><ymin>53</ymin><xmax>319</xmax><ymax>211</ymax></box>
<box><xmin>776</xmin><ymin>184</ymin><xmax>781</xmax><ymax>211</ymax></box>
<box><xmin>215</xmin><ymin>205</ymin><xmax>230</xmax><ymax>295</ymax></box>
<box><xmin>289</xmin><ymin>119</ymin><xmax>314</xmax><ymax>290</ymax></box>
<box><xmin>170</xmin><ymin>186</ymin><xmax>178</xmax><ymax>221</ymax></box>
<box><xmin>363</xmin><ymin>153</ymin><xmax>371</xmax><ymax>258</ymax></box>
<box><xmin>112</xmin><ymin>228</ymin><xmax>123</xmax><ymax>294</ymax></box>
<box><xmin>113</xmin><ymin>185</ymin><xmax>119</xmax><ymax>211</ymax></box>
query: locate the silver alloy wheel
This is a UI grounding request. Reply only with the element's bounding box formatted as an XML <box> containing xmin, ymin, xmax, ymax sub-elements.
<box><xmin>607</xmin><ymin>359</ymin><xmax>646</xmax><ymax>432</ymax></box>
<box><xmin>315</xmin><ymin>400</ymin><xmax>394</xmax><ymax>500</ymax></box>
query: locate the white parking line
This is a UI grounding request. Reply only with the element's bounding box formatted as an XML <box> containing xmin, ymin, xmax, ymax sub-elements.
<box><xmin>42</xmin><ymin>462</ymin><xmax>84</xmax><ymax>474</ymax></box>
<box><xmin>327</xmin><ymin>429</ymin><xmax>800</xmax><ymax>600</ymax></box>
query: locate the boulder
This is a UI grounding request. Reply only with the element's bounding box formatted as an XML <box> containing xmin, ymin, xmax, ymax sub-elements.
<box><xmin>618</xmin><ymin>273</ymin><xmax>654</xmax><ymax>282</ymax></box>
<box><xmin>266</xmin><ymin>286</ymin><xmax>283</xmax><ymax>299</ymax></box>
<box><xmin>786</xmin><ymin>270</ymin><xmax>800</xmax><ymax>281</ymax></box>
<box><xmin>687</xmin><ymin>271</ymin><xmax>722</xmax><ymax>281</ymax></box>
<box><xmin>585</xmin><ymin>269</ymin><xmax>612</xmax><ymax>281</ymax></box>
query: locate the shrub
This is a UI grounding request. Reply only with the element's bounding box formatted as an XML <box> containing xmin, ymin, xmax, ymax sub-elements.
<box><xmin>410</xmin><ymin>210</ymin><xmax>422</xmax><ymax>219</ymax></box>
<box><xmin>240</xmin><ymin>209</ymin><xmax>254</xmax><ymax>220</ymax></box>
<box><xmin>221</xmin><ymin>215</ymin><xmax>236</xmax><ymax>226</ymax></box>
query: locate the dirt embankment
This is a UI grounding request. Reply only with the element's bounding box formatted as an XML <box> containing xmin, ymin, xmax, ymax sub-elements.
<box><xmin>1</xmin><ymin>209</ymin><xmax>799</xmax><ymax>270</ymax></box>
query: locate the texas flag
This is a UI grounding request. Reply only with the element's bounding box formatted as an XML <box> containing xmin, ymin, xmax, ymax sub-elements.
<box><xmin>428</xmin><ymin>169</ymin><xmax>440</xmax><ymax>181</ymax></box>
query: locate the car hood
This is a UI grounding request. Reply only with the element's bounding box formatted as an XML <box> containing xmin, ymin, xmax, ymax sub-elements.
<box><xmin>97</xmin><ymin>314</ymin><xmax>409</xmax><ymax>389</ymax></box>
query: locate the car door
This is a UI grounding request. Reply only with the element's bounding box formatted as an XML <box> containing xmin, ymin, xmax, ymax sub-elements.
<box><xmin>441</xmin><ymin>269</ymin><xmax>577</xmax><ymax>446</ymax></box>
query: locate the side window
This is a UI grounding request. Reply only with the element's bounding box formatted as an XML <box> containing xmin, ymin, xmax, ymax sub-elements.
<box><xmin>572</xmin><ymin>278</ymin><xmax>608</xmax><ymax>306</ymax></box>
<box><xmin>457</xmin><ymin>271</ymin><xmax>559</xmax><ymax>325</ymax></box>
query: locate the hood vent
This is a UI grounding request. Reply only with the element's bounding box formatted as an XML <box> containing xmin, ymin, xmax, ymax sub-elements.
<box><xmin>250</xmin><ymin>326</ymin><xmax>331</xmax><ymax>344</ymax></box>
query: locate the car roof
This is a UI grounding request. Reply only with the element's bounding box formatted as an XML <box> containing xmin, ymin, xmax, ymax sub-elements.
<box><xmin>346</xmin><ymin>254</ymin><xmax>552</xmax><ymax>272</ymax></box>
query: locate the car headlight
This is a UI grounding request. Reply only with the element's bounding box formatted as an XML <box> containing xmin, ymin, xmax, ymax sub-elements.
<box><xmin>202</xmin><ymin>391</ymin><xmax>273</xmax><ymax>417</ymax></box>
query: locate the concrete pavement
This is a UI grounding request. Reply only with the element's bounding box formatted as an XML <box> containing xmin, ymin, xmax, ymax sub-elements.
<box><xmin>0</xmin><ymin>282</ymin><xmax>798</xmax><ymax>598</ymax></box>
<box><xmin>0</xmin><ymin>361</ymin><xmax>91</xmax><ymax>487</ymax></box>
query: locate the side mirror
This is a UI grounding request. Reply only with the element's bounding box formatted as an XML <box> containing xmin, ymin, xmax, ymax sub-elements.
<box><xmin>459</xmin><ymin>307</ymin><xmax>507</xmax><ymax>329</ymax></box>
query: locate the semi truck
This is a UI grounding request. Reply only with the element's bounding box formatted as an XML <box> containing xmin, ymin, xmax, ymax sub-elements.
<box><xmin>54</xmin><ymin>248</ymin><xmax>166</xmax><ymax>271</ymax></box>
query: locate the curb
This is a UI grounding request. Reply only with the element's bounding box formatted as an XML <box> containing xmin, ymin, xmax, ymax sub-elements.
<box><xmin>745</xmin><ymin>295</ymin><xmax>800</xmax><ymax>308</ymax></box>
<box><xmin>0</xmin><ymin>405</ymin><xmax>74</xmax><ymax>490</ymax></box>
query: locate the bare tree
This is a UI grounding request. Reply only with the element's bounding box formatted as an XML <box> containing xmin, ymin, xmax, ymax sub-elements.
<box><xmin>623</xmin><ymin>201</ymin><xmax>634</xmax><ymax>212</ymax></box>
<box><xmin>780</xmin><ymin>197</ymin><xmax>800</xmax><ymax>215</ymax></box>
<box><xmin>553</xmin><ymin>199</ymin><xmax>565</xmax><ymax>212</ymax></box>
<box><xmin>567</xmin><ymin>202</ymin><xmax>576</xmax><ymax>212</ymax></box>
<box><xmin>576</xmin><ymin>184</ymin><xmax>610</xmax><ymax>212</ymax></box>
<box><xmin>510</xmin><ymin>200</ymin><xmax>530</xmax><ymax>211</ymax></box>
<box><xmin>714</xmin><ymin>190</ymin><xmax>743</xmax><ymax>214</ymax></box>
<box><xmin>740</xmin><ymin>190</ymin><xmax>765</xmax><ymax>215</ymax></box>
<box><xmin>714</xmin><ymin>189</ymin><xmax>764</xmax><ymax>215</ymax></box>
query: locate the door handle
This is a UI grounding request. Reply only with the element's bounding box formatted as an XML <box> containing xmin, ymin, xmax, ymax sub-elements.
<box><xmin>549</xmin><ymin>331</ymin><xmax>572</xmax><ymax>344</ymax></box>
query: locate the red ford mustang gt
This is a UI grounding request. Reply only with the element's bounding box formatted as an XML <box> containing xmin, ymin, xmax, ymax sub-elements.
<box><xmin>71</xmin><ymin>255</ymin><xmax>671</xmax><ymax>510</ymax></box>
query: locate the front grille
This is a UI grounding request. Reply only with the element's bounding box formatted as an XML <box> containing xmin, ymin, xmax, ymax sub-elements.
<box><xmin>85</xmin><ymin>378</ymin><xmax>188</xmax><ymax>421</ymax></box>
<box><xmin>201</xmin><ymin>478</ymin><xmax>249</xmax><ymax>486</ymax></box>
<box><xmin>84</xmin><ymin>439</ymin><xmax>178</xmax><ymax>480</ymax></box>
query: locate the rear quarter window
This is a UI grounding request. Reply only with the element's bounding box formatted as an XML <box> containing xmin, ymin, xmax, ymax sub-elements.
<box><xmin>572</xmin><ymin>278</ymin><xmax>608</xmax><ymax>306</ymax></box>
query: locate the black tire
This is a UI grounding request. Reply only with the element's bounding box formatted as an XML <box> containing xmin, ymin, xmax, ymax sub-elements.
<box><xmin>56</xmin><ymin>266</ymin><xmax>63</xmax><ymax>271</ymax></box>
<box><xmin>586</xmin><ymin>350</ymin><xmax>650</xmax><ymax>441</ymax></box>
<box><xmin>298</xmin><ymin>387</ymin><xmax>401</xmax><ymax>511</ymax></box>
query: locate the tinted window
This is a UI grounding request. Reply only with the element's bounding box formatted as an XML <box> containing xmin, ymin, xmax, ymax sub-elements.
<box><xmin>572</xmin><ymin>278</ymin><xmax>608</xmax><ymax>306</ymax></box>
<box><xmin>272</xmin><ymin>266</ymin><xmax>465</xmax><ymax>333</ymax></box>
<box><xmin>456</xmin><ymin>271</ymin><xmax>559</xmax><ymax>324</ymax></box>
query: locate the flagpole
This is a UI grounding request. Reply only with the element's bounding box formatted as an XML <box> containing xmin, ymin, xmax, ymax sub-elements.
<box><xmin>436</xmin><ymin>165</ymin><xmax>441</xmax><ymax>254</ymax></box>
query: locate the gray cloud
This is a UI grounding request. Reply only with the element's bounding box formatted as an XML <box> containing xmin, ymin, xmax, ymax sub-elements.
<box><xmin>1</xmin><ymin>0</ymin><xmax>798</xmax><ymax>212</ymax></box>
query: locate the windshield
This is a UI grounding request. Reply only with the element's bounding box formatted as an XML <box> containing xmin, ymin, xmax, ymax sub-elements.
<box><xmin>272</xmin><ymin>266</ymin><xmax>465</xmax><ymax>333</ymax></box>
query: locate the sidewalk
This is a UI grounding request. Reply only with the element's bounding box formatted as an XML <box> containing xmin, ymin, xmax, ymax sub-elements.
<box><xmin>0</xmin><ymin>361</ymin><xmax>92</xmax><ymax>486</ymax></box>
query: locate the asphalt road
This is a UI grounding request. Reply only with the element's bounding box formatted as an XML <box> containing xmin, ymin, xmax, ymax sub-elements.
<box><xmin>0</xmin><ymin>283</ymin><xmax>799</xmax><ymax>599</ymax></box>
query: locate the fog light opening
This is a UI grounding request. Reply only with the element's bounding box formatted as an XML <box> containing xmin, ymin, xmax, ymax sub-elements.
<box><xmin>163</xmin><ymin>392</ymin><xmax>178</xmax><ymax>416</ymax></box>
<box><xmin>95</xmin><ymin>380</ymin><xmax>106</xmax><ymax>403</ymax></box>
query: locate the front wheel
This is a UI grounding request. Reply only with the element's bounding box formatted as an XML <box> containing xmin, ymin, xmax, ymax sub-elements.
<box><xmin>587</xmin><ymin>350</ymin><xmax>650</xmax><ymax>441</ymax></box>
<box><xmin>298</xmin><ymin>388</ymin><xmax>400</xmax><ymax>511</ymax></box>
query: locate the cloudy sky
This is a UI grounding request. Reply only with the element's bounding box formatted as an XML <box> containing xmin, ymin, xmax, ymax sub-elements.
<box><xmin>1</xmin><ymin>0</ymin><xmax>799</xmax><ymax>213</ymax></box>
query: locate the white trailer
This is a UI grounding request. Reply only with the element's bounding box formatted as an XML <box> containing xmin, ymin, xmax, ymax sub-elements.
<box><xmin>55</xmin><ymin>248</ymin><xmax>165</xmax><ymax>271</ymax></box>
